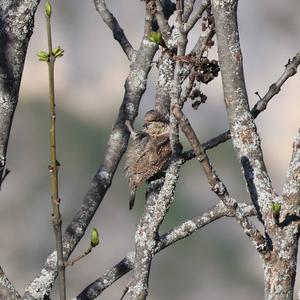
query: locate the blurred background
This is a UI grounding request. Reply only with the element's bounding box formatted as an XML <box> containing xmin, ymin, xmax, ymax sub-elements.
<box><xmin>1</xmin><ymin>0</ymin><xmax>300</xmax><ymax>299</ymax></box>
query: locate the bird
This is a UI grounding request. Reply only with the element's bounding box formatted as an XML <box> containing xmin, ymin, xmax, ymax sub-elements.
<box><xmin>125</xmin><ymin>110</ymin><xmax>172</xmax><ymax>210</ymax></box>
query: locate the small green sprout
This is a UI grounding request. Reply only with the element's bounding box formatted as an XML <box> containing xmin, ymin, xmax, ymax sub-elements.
<box><xmin>37</xmin><ymin>50</ymin><xmax>49</xmax><ymax>62</ymax></box>
<box><xmin>148</xmin><ymin>31</ymin><xmax>165</xmax><ymax>47</ymax></box>
<box><xmin>272</xmin><ymin>202</ymin><xmax>281</xmax><ymax>219</ymax></box>
<box><xmin>52</xmin><ymin>46</ymin><xmax>64</xmax><ymax>58</ymax></box>
<box><xmin>45</xmin><ymin>1</ymin><xmax>52</xmax><ymax>17</ymax></box>
<box><xmin>90</xmin><ymin>228</ymin><xmax>100</xmax><ymax>247</ymax></box>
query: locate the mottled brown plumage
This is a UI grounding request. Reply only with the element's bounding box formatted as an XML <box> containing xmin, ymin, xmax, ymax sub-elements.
<box><xmin>125</xmin><ymin>110</ymin><xmax>172</xmax><ymax>209</ymax></box>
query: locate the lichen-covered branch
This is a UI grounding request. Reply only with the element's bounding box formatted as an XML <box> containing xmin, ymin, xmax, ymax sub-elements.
<box><xmin>261</xmin><ymin>129</ymin><xmax>300</xmax><ymax>299</ymax></box>
<box><xmin>93</xmin><ymin>0</ymin><xmax>136</xmax><ymax>61</ymax></box>
<box><xmin>211</xmin><ymin>1</ymin><xmax>299</xmax><ymax>298</ymax></box>
<box><xmin>211</xmin><ymin>0</ymin><xmax>274</xmax><ymax>222</ymax></box>
<box><xmin>154</xmin><ymin>51</ymin><xmax>174</xmax><ymax>117</ymax></box>
<box><xmin>0</xmin><ymin>0</ymin><xmax>41</xmax><ymax>185</ymax></box>
<box><xmin>128</xmin><ymin>158</ymin><xmax>181</xmax><ymax>300</ymax></box>
<box><xmin>75</xmin><ymin>201</ymin><xmax>256</xmax><ymax>299</ymax></box>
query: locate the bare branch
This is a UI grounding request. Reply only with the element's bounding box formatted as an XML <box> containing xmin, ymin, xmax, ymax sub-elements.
<box><xmin>173</xmin><ymin>104</ymin><xmax>269</xmax><ymax>256</ymax></box>
<box><xmin>76</xmin><ymin>201</ymin><xmax>256</xmax><ymax>299</ymax></box>
<box><xmin>252</xmin><ymin>53</ymin><xmax>300</xmax><ymax>118</ymax></box>
<box><xmin>94</xmin><ymin>0</ymin><xmax>136</xmax><ymax>61</ymax></box>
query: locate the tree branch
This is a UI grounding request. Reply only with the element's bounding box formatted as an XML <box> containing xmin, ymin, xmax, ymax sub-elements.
<box><xmin>211</xmin><ymin>0</ymin><xmax>275</xmax><ymax>222</ymax></box>
<box><xmin>75</xmin><ymin>201</ymin><xmax>256</xmax><ymax>299</ymax></box>
<box><xmin>93</xmin><ymin>0</ymin><xmax>136</xmax><ymax>61</ymax></box>
<box><xmin>128</xmin><ymin>158</ymin><xmax>182</xmax><ymax>299</ymax></box>
<box><xmin>252</xmin><ymin>53</ymin><xmax>300</xmax><ymax>119</ymax></box>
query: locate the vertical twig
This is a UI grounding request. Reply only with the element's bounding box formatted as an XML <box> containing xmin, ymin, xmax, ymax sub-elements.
<box><xmin>45</xmin><ymin>3</ymin><xmax>66</xmax><ymax>300</ymax></box>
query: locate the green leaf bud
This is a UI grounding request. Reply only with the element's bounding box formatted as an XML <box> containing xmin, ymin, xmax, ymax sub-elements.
<box><xmin>272</xmin><ymin>202</ymin><xmax>281</xmax><ymax>217</ymax></box>
<box><xmin>148</xmin><ymin>31</ymin><xmax>165</xmax><ymax>47</ymax></box>
<box><xmin>37</xmin><ymin>51</ymin><xmax>49</xmax><ymax>62</ymax></box>
<box><xmin>52</xmin><ymin>46</ymin><xmax>64</xmax><ymax>58</ymax></box>
<box><xmin>90</xmin><ymin>228</ymin><xmax>100</xmax><ymax>247</ymax></box>
<box><xmin>45</xmin><ymin>1</ymin><xmax>52</xmax><ymax>17</ymax></box>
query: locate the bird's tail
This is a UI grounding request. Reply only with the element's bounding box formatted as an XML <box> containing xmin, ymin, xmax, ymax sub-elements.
<box><xmin>129</xmin><ymin>187</ymin><xmax>137</xmax><ymax>210</ymax></box>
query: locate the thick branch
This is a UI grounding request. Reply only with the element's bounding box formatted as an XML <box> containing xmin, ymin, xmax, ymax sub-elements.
<box><xmin>128</xmin><ymin>158</ymin><xmax>181</xmax><ymax>299</ymax></box>
<box><xmin>211</xmin><ymin>0</ymin><xmax>274</xmax><ymax>221</ymax></box>
<box><xmin>94</xmin><ymin>0</ymin><xmax>136</xmax><ymax>61</ymax></box>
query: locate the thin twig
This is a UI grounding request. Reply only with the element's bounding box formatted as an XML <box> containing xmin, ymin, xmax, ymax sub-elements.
<box><xmin>65</xmin><ymin>245</ymin><xmax>93</xmax><ymax>267</ymax></box>
<box><xmin>45</xmin><ymin>8</ymin><xmax>66</xmax><ymax>300</ymax></box>
<box><xmin>251</xmin><ymin>53</ymin><xmax>300</xmax><ymax>118</ymax></box>
<box><xmin>94</xmin><ymin>0</ymin><xmax>136</xmax><ymax>61</ymax></box>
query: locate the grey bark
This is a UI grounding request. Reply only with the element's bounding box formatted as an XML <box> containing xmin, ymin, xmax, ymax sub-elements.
<box><xmin>0</xmin><ymin>0</ymin><xmax>40</xmax><ymax>183</ymax></box>
<box><xmin>211</xmin><ymin>0</ymin><xmax>300</xmax><ymax>299</ymax></box>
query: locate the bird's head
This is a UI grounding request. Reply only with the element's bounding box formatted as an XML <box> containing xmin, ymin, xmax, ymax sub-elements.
<box><xmin>143</xmin><ymin>110</ymin><xmax>169</xmax><ymax>136</ymax></box>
